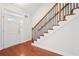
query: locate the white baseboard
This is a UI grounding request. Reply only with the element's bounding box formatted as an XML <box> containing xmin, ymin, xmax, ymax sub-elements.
<box><xmin>0</xmin><ymin>48</ymin><xmax>3</xmax><ymax>50</ymax></box>
<box><xmin>0</xmin><ymin>39</ymin><xmax>31</xmax><ymax>51</ymax></box>
<box><xmin>32</xmin><ymin>43</ymin><xmax>74</xmax><ymax>56</ymax></box>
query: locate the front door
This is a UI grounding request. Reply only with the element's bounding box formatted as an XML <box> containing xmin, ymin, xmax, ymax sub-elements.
<box><xmin>3</xmin><ymin>11</ymin><xmax>21</xmax><ymax>49</ymax></box>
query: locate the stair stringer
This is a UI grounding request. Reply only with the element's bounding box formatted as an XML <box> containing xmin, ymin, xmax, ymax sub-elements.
<box><xmin>32</xmin><ymin>9</ymin><xmax>79</xmax><ymax>56</ymax></box>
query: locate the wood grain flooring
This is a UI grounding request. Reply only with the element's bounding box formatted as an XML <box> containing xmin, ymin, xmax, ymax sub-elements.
<box><xmin>0</xmin><ymin>40</ymin><xmax>62</xmax><ymax>56</ymax></box>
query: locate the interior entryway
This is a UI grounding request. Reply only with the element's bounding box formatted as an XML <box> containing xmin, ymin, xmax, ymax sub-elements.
<box><xmin>0</xmin><ymin>40</ymin><xmax>61</xmax><ymax>56</ymax></box>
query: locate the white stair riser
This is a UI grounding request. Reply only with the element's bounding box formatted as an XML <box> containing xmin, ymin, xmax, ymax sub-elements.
<box><xmin>33</xmin><ymin>9</ymin><xmax>79</xmax><ymax>44</ymax></box>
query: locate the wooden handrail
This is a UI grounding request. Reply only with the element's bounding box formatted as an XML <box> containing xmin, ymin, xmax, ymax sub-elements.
<box><xmin>38</xmin><ymin>3</ymin><xmax>69</xmax><ymax>31</ymax></box>
<box><xmin>32</xmin><ymin>3</ymin><xmax>57</xmax><ymax>30</ymax></box>
<box><xmin>32</xmin><ymin>3</ymin><xmax>79</xmax><ymax>42</ymax></box>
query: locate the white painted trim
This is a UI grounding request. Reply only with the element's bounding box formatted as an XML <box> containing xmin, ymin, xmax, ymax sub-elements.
<box><xmin>19</xmin><ymin>39</ymin><xmax>31</xmax><ymax>44</ymax></box>
<box><xmin>32</xmin><ymin>43</ymin><xmax>74</xmax><ymax>56</ymax></box>
<box><xmin>0</xmin><ymin>39</ymin><xmax>31</xmax><ymax>50</ymax></box>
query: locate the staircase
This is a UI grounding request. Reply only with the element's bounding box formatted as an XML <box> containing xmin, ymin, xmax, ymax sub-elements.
<box><xmin>32</xmin><ymin>3</ymin><xmax>79</xmax><ymax>43</ymax></box>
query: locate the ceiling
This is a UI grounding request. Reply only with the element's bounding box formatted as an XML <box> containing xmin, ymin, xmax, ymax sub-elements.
<box><xmin>13</xmin><ymin>3</ymin><xmax>46</xmax><ymax>16</ymax></box>
<box><xmin>1</xmin><ymin>3</ymin><xmax>53</xmax><ymax>18</ymax></box>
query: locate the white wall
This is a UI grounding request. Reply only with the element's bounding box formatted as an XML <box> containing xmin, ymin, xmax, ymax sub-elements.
<box><xmin>0</xmin><ymin>7</ymin><xmax>3</xmax><ymax>50</ymax></box>
<box><xmin>0</xmin><ymin>4</ymin><xmax>32</xmax><ymax>50</ymax></box>
<box><xmin>32</xmin><ymin>3</ymin><xmax>55</xmax><ymax>27</ymax></box>
<box><xmin>33</xmin><ymin>11</ymin><xmax>79</xmax><ymax>56</ymax></box>
<box><xmin>19</xmin><ymin>13</ymin><xmax>32</xmax><ymax>43</ymax></box>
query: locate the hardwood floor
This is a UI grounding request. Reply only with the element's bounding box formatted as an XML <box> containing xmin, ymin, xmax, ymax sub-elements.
<box><xmin>0</xmin><ymin>40</ymin><xmax>62</xmax><ymax>56</ymax></box>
